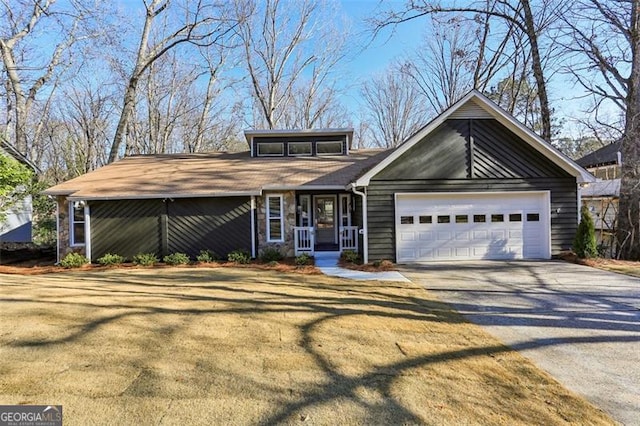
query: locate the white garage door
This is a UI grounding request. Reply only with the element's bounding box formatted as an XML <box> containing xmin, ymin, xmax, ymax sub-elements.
<box><xmin>396</xmin><ymin>192</ymin><xmax>551</xmax><ymax>262</ymax></box>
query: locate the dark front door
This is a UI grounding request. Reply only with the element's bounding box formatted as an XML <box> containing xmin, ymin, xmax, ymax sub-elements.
<box><xmin>314</xmin><ymin>196</ymin><xmax>336</xmax><ymax>245</ymax></box>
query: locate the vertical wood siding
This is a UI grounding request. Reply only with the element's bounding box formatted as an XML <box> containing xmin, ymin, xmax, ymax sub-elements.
<box><xmin>91</xmin><ymin>200</ymin><xmax>163</xmax><ymax>261</ymax></box>
<box><xmin>90</xmin><ymin>197</ymin><xmax>251</xmax><ymax>262</ymax></box>
<box><xmin>168</xmin><ymin>198</ymin><xmax>251</xmax><ymax>258</ymax></box>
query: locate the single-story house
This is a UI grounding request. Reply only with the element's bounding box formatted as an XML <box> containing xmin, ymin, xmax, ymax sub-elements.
<box><xmin>1</xmin><ymin>140</ymin><xmax>36</xmax><ymax>243</ymax></box>
<box><xmin>576</xmin><ymin>141</ymin><xmax>622</xmax><ymax>247</ymax></box>
<box><xmin>45</xmin><ymin>90</ymin><xmax>594</xmax><ymax>264</ymax></box>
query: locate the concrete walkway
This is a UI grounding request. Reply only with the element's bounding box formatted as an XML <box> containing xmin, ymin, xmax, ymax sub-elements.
<box><xmin>402</xmin><ymin>261</ymin><xmax>640</xmax><ymax>425</ymax></box>
<box><xmin>315</xmin><ymin>252</ymin><xmax>409</xmax><ymax>282</ymax></box>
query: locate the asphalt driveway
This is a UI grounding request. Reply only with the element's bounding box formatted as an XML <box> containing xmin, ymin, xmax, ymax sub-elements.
<box><xmin>402</xmin><ymin>261</ymin><xmax>640</xmax><ymax>425</ymax></box>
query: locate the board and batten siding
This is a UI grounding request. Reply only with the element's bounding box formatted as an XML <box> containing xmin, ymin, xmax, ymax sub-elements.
<box><xmin>367</xmin><ymin>118</ymin><xmax>578</xmax><ymax>262</ymax></box>
<box><xmin>90</xmin><ymin>197</ymin><xmax>251</xmax><ymax>262</ymax></box>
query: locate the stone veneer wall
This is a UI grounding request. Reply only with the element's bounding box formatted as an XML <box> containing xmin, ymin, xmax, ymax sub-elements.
<box><xmin>256</xmin><ymin>191</ymin><xmax>296</xmax><ymax>258</ymax></box>
<box><xmin>57</xmin><ymin>196</ymin><xmax>86</xmax><ymax>260</ymax></box>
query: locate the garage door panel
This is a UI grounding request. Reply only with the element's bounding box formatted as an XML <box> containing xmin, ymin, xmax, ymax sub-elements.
<box><xmin>418</xmin><ymin>231</ymin><xmax>434</xmax><ymax>240</ymax></box>
<box><xmin>400</xmin><ymin>232</ymin><xmax>415</xmax><ymax>241</ymax></box>
<box><xmin>396</xmin><ymin>192</ymin><xmax>549</xmax><ymax>262</ymax></box>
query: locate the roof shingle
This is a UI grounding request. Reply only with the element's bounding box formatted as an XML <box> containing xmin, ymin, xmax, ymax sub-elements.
<box><xmin>45</xmin><ymin>150</ymin><xmax>390</xmax><ymax>200</ymax></box>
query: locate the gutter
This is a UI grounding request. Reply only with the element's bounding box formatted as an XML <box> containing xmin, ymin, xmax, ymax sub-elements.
<box><xmin>349</xmin><ymin>183</ymin><xmax>368</xmax><ymax>264</ymax></box>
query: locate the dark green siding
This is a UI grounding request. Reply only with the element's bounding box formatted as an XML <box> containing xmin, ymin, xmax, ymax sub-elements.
<box><xmin>167</xmin><ymin>198</ymin><xmax>251</xmax><ymax>258</ymax></box>
<box><xmin>90</xmin><ymin>197</ymin><xmax>251</xmax><ymax>262</ymax></box>
<box><xmin>367</xmin><ymin>118</ymin><xmax>578</xmax><ymax>262</ymax></box>
<box><xmin>377</xmin><ymin>119</ymin><xmax>568</xmax><ymax>180</ymax></box>
<box><xmin>91</xmin><ymin>200</ymin><xmax>163</xmax><ymax>261</ymax></box>
<box><xmin>376</xmin><ymin>120</ymin><xmax>469</xmax><ymax>180</ymax></box>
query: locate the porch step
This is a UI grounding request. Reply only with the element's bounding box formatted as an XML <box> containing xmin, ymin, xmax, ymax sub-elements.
<box><xmin>313</xmin><ymin>251</ymin><xmax>340</xmax><ymax>267</ymax></box>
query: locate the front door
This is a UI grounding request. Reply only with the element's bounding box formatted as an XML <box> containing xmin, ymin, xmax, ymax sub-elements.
<box><xmin>314</xmin><ymin>196</ymin><xmax>336</xmax><ymax>245</ymax></box>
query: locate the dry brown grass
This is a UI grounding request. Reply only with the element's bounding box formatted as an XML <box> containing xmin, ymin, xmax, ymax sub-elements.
<box><xmin>561</xmin><ymin>253</ymin><xmax>640</xmax><ymax>278</ymax></box>
<box><xmin>0</xmin><ymin>268</ymin><xmax>614</xmax><ymax>425</ymax></box>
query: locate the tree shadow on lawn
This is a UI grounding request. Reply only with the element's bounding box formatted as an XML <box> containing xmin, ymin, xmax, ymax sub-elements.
<box><xmin>0</xmin><ymin>268</ymin><xmax>620</xmax><ymax>424</ymax></box>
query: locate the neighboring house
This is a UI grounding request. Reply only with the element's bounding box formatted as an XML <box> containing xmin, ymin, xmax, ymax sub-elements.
<box><xmin>0</xmin><ymin>140</ymin><xmax>36</xmax><ymax>243</ymax></box>
<box><xmin>576</xmin><ymin>141</ymin><xmax>622</xmax><ymax>246</ymax></box>
<box><xmin>45</xmin><ymin>90</ymin><xmax>594</xmax><ymax>264</ymax></box>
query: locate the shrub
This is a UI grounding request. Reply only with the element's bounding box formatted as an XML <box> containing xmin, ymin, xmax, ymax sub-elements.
<box><xmin>97</xmin><ymin>253</ymin><xmax>125</xmax><ymax>266</ymax></box>
<box><xmin>228</xmin><ymin>249</ymin><xmax>251</xmax><ymax>264</ymax></box>
<box><xmin>132</xmin><ymin>252</ymin><xmax>159</xmax><ymax>266</ymax></box>
<box><xmin>295</xmin><ymin>253</ymin><xmax>312</xmax><ymax>266</ymax></box>
<box><xmin>163</xmin><ymin>252</ymin><xmax>190</xmax><ymax>266</ymax></box>
<box><xmin>573</xmin><ymin>205</ymin><xmax>598</xmax><ymax>258</ymax></box>
<box><xmin>60</xmin><ymin>252</ymin><xmax>89</xmax><ymax>268</ymax></box>
<box><xmin>340</xmin><ymin>250</ymin><xmax>359</xmax><ymax>263</ymax></box>
<box><xmin>260</xmin><ymin>247</ymin><xmax>283</xmax><ymax>262</ymax></box>
<box><xmin>196</xmin><ymin>249</ymin><xmax>219</xmax><ymax>263</ymax></box>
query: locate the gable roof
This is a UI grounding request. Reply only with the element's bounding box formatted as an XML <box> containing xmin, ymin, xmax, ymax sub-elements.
<box><xmin>354</xmin><ymin>90</ymin><xmax>595</xmax><ymax>186</ymax></box>
<box><xmin>44</xmin><ymin>149</ymin><xmax>389</xmax><ymax>200</ymax></box>
<box><xmin>576</xmin><ymin>140</ymin><xmax>622</xmax><ymax>168</ymax></box>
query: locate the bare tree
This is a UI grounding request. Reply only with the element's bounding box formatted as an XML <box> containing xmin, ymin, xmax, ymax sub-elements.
<box><xmin>0</xmin><ymin>0</ymin><xmax>96</xmax><ymax>156</ymax></box>
<box><xmin>400</xmin><ymin>13</ymin><xmax>514</xmax><ymax>113</ymax></box>
<box><xmin>370</xmin><ymin>0</ymin><xmax>568</xmax><ymax>142</ymax></box>
<box><xmin>561</xmin><ymin>0</ymin><xmax>640</xmax><ymax>259</ymax></box>
<box><xmin>235</xmin><ymin>0</ymin><xmax>347</xmax><ymax>129</ymax></box>
<box><xmin>107</xmin><ymin>0</ymin><xmax>239</xmax><ymax>162</ymax></box>
<box><xmin>360</xmin><ymin>68</ymin><xmax>428</xmax><ymax>148</ymax></box>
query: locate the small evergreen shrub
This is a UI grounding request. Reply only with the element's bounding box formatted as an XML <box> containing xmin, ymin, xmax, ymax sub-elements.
<box><xmin>573</xmin><ymin>205</ymin><xmax>598</xmax><ymax>258</ymax></box>
<box><xmin>60</xmin><ymin>252</ymin><xmax>89</xmax><ymax>268</ymax></box>
<box><xmin>163</xmin><ymin>252</ymin><xmax>190</xmax><ymax>266</ymax></box>
<box><xmin>228</xmin><ymin>249</ymin><xmax>251</xmax><ymax>264</ymax></box>
<box><xmin>295</xmin><ymin>253</ymin><xmax>312</xmax><ymax>266</ymax></box>
<box><xmin>260</xmin><ymin>247</ymin><xmax>283</xmax><ymax>262</ymax></box>
<box><xmin>133</xmin><ymin>252</ymin><xmax>159</xmax><ymax>266</ymax></box>
<box><xmin>196</xmin><ymin>249</ymin><xmax>219</xmax><ymax>263</ymax></box>
<box><xmin>340</xmin><ymin>250</ymin><xmax>359</xmax><ymax>263</ymax></box>
<box><xmin>97</xmin><ymin>253</ymin><xmax>125</xmax><ymax>266</ymax></box>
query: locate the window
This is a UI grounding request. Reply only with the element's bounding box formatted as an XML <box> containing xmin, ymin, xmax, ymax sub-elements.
<box><xmin>509</xmin><ymin>213</ymin><xmax>522</xmax><ymax>222</ymax></box>
<box><xmin>288</xmin><ymin>142</ymin><xmax>312</xmax><ymax>156</ymax></box>
<box><xmin>437</xmin><ymin>215</ymin><xmax>450</xmax><ymax>224</ymax></box>
<box><xmin>527</xmin><ymin>213</ymin><xmax>540</xmax><ymax>222</ymax></box>
<box><xmin>400</xmin><ymin>216</ymin><xmax>414</xmax><ymax>224</ymax></box>
<box><xmin>491</xmin><ymin>214</ymin><xmax>504</xmax><ymax>223</ymax></box>
<box><xmin>316</xmin><ymin>141</ymin><xmax>343</xmax><ymax>155</ymax></box>
<box><xmin>70</xmin><ymin>201</ymin><xmax>86</xmax><ymax>246</ymax></box>
<box><xmin>419</xmin><ymin>215</ymin><xmax>432</xmax><ymax>224</ymax></box>
<box><xmin>473</xmin><ymin>214</ymin><xmax>486</xmax><ymax>223</ymax></box>
<box><xmin>298</xmin><ymin>195</ymin><xmax>311</xmax><ymax>227</ymax></box>
<box><xmin>266</xmin><ymin>195</ymin><xmax>284</xmax><ymax>241</ymax></box>
<box><xmin>257</xmin><ymin>142</ymin><xmax>284</xmax><ymax>156</ymax></box>
<box><xmin>455</xmin><ymin>215</ymin><xmax>469</xmax><ymax>223</ymax></box>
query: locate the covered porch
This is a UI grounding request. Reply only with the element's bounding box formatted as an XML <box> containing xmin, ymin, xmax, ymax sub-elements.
<box><xmin>292</xmin><ymin>192</ymin><xmax>359</xmax><ymax>256</ymax></box>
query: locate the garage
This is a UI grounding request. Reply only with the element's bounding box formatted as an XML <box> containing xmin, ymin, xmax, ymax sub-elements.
<box><xmin>395</xmin><ymin>192</ymin><xmax>551</xmax><ymax>262</ymax></box>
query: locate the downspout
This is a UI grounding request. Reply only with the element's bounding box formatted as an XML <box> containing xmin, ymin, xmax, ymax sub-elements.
<box><xmin>350</xmin><ymin>184</ymin><xmax>368</xmax><ymax>264</ymax></box>
<box><xmin>55</xmin><ymin>197</ymin><xmax>60</xmax><ymax>264</ymax></box>
<box><xmin>84</xmin><ymin>203</ymin><xmax>91</xmax><ymax>262</ymax></box>
<box><xmin>250</xmin><ymin>195</ymin><xmax>256</xmax><ymax>258</ymax></box>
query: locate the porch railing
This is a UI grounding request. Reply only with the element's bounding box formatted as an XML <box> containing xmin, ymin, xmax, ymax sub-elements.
<box><xmin>339</xmin><ymin>226</ymin><xmax>359</xmax><ymax>252</ymax></box>
<box><xmin>294</xmin><ymin>226</ymin><xmax>314</xmax><ymax>256</ymax></box>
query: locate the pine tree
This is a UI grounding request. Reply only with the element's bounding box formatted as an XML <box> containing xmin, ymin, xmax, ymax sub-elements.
<box><xmin>573</xmin><ymin>205</ymin><xmax>598</xmax><ymax>258</ymax></box>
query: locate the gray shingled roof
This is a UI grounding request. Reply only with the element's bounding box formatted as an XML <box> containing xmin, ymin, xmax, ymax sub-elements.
<box><xmin>576</xmin><ymin>141</ymin><xmax>622</xmax><ymax>168</ymax></box>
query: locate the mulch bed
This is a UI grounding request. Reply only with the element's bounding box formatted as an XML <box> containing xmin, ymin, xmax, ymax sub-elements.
<box><xmin>0</xmin><ymin>256</ymin><xmax>320</xmax><ymax>276</ymax></box>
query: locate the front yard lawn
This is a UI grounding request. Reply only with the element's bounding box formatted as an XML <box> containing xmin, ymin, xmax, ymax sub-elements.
<box><xmin>0</xmin><ymin>268</ymin><xmax>613</xmax><ymax>425</ymax></box>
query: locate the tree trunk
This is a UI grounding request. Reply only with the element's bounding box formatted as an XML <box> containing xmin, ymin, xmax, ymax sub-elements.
<box><xmin>521</xmin><ymin>0</ymin><xmax>552</xmax><ymax>142</ymax></box>
<box><xmin>616</xmin><ymin>0</ymin><xmax>640</xmax><ymax>259</ymax></box>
